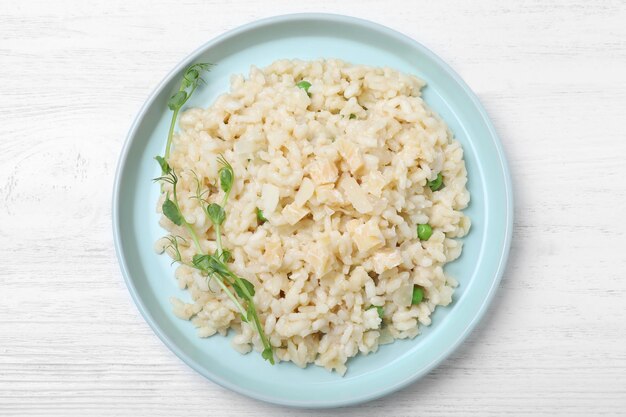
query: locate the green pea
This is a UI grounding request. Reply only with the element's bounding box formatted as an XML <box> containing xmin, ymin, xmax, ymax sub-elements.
<box><xmin>368</xmin><ymin>305</ymin><xmax>384</xmax><ymax>320</ymax></box>
<box><xmin>417</xmin><ymin>224</ymin><xmax>433</xmax><ymax>241</ymax></box>
<box><xmin>428</xmin><ymin>172</ymin><xmax>444</xmax><ymax>191</ymax></box>
<box><xmin>411</xmin><ymin>286</ymin><xmax>424</xmax><ymax>305</ymax></box>
<box><xmin>296</xmin><ymin>80</ymin><xmax>311</xmax><ymax>95</ymax></box>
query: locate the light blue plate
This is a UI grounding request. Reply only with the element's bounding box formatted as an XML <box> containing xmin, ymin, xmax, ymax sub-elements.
<box><xmin>113</xmin><ymin>13</ymin><xmax>513</xmax><ymax>408</ymax></box>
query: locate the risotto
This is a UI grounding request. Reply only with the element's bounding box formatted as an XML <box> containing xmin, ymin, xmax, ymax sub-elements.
<box><xmin>155</xmin><ymin>59</ymin><xmax>470</xmax><ymax>375</ymax></box>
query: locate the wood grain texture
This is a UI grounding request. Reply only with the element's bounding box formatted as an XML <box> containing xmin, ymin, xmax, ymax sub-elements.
<box><xmin>1</xmin><ymin>0</ymin><xmax>625</xmax><ymax>415</ymax></box>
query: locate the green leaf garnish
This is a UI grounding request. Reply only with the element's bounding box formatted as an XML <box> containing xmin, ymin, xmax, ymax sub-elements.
<box><xmin>234</xmin><ymin>278</ymin><xmax>255</xmax><ymax>298</ymax></box>
<box><xmin>192</xmin><ymin>253</ymin><xmax>231</xmax><ymax>279</ymax></box>
<box><xmin>184</xmin><ymin>68</ymin><xmax>199</xmax><ymax>84</ymax></box>
<box><xmin>155</xmin><ymin>156</ymin><xmax>171</xmax><ymax>174</ymax></box>
<box><xmin>162</xmin><ymin>198</ymin><xmax>183</xmax><ymax>226</ymax></box>
<box><xmin>192</xmin><ymin>254</ymin><xmax>211</xmax><ymax>270</ymax></box>
<box><xmin>161</xmin><ymin>63</ymin><xmax>213</xmax><ymax>160</ymax></box>
<box><xmin>208</xmin><ymin>254</ymin><xmax>230</xmax><ymax>277</ymax></box>
<box><xmin>217</xmin><ymin>156</ymin><xmax>234</xmax><ymax>195</ymax></box>
<box><xmin>349</xmin><ymin>113</ymin><xmax>356</xmax><ymax>119</ymax></box>
<box><xmin>262</xmin><ymin>347</ymin><xmax>274</xmax><ymax>363</ymax></box>
<box><xmin>220</xmin><ymin>249</ymin><xmax>231</xmax><ymax>263</ymax></box>
<box><xmin>167</xmin><ymin>90</ymin><xmax>187</xmax><ymax>111</ymax></box>
<box><xmin>206</xmin><ymin>203</ymin><xmax>225</xmax><ymax>226</ymax></box>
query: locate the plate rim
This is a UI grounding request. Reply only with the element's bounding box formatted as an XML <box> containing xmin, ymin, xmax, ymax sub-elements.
<box><xmin>112</xmin><ymin>12</ymin><xmax>514</xmax><ymax>408</ymax></box>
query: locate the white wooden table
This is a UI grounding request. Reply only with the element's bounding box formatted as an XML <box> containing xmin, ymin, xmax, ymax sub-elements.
<box><xmin>2</xmin><ymin>1</ymin><xmax>625</xmax><ymax>415</ymax></box>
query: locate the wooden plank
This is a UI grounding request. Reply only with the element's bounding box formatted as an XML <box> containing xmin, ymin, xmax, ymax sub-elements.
<box><xmin>1</xmin><ymin>0</ymin><xmax>625</xmax><ymax>415</ymax></box>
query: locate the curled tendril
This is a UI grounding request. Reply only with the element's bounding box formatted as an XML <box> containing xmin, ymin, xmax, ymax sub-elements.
<box><xmin>163</xmin><ymin>235</ymin><xmax>186</xmax><ymax>265</ymax></box>
<box><xmin>153</xmin><ymin>168</ymin><xmax>178</xmax><ymax>187</ymax></box>
<box><xmin>189</xmin><ymin>170</ymin><xmax>210</xmax><ymax>206</ymax></box>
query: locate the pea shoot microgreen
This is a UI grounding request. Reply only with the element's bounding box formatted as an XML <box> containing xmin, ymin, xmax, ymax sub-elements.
<box><xmin>161</xmin><ymin>198</ymin><xmax>183</xmax><ymax>226</ymax></box>
<box><xmin>163</xmin><ymin>63</ymin><xmax>213</xmax><ymax>163</ymax></box>
<box><xmin>206</xmin><ymin>203</ymin><xmax>225</xmax><ymax>226</ymax></box>
<box><xmin>153</xmin><ymin>63</ymin><xmax>274</xmax><ymax>365</ymax></box>
<box><xmin>162</xmin><ymin>235</ymin><xmax>186</xmax><ymax>265</ymax></box>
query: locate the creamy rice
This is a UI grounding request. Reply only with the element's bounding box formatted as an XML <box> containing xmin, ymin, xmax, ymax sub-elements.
<box><xmin>156</xmin><ymin>59</ymin><xmax>470</xmax><ymax>375</ymax></box>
